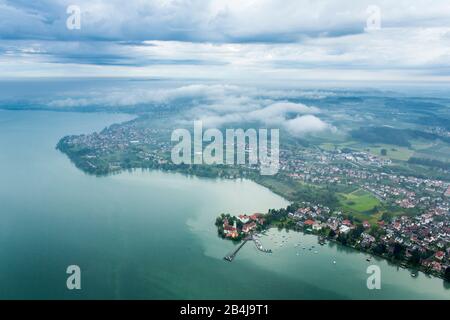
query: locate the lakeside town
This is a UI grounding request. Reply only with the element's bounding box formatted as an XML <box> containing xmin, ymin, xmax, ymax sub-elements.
<box><xmin>216</xmin><ymin>201</ymin><xmax>450</xmax><ymax>281</ymax></box>
<box><xmin>57</xmin><ymin>116</ymin><xmax>450</xmax><ymax>281</ymax></box>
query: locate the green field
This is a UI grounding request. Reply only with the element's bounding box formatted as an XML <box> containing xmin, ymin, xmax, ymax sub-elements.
<box><xmin>338</xmin><ymin>189</ymin><xmax>381</xmax><ymax>213</ymax></box>
<box><xmin>320</xmin><ymin>137</ymin><xmax>447</xmax><ymax>163</ymax></box>
<box><xmin>320</xmin><ymin>141</ymin><xmax>414</xmax><ymax>161</ymax></box>
<box><xmin>412</xmin><ymin>141</ymin><xmax>450</xmax><ymax>162</ymax></box>
<box><xmin>364</xmin><ymin>144</ymin><xmax>414</xmax><ymax>161</ymax></box>
<box><xmin>319</xmin><ymin>141</ymin><xmax>355</xmax><ymax>152</ymax></box>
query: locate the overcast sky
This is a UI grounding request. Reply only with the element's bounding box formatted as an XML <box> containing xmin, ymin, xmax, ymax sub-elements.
<box><xmin>1</xmin><ymin>0</ymin><xmax>450</xmax><ymax>81</ymax></box>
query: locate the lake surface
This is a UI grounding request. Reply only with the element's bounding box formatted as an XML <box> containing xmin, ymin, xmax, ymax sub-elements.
<box><xmin>0</xmin><ymin>110</ymin><xmax>448</xmax><ymax>299</ymax></box>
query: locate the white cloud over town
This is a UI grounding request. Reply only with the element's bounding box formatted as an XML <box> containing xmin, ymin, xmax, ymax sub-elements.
<box><xmin>47</xmin><ymin>83</ymin><xmax>334</xmax><ymax>134</ymax></box>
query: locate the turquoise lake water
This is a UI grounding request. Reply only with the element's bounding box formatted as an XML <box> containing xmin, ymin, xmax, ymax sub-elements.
<box><xmin>0</xmin><ymin>110</ymin><xmax>448</xmax><ymax>299</ymax></box>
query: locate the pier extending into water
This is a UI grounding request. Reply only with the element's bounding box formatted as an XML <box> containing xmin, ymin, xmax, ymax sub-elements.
<box><xmin>223</xmin><ymin>234</ymin><xmax>272</xmax><ymax>262</ymax></box>
<box><xmin>224</xmin><ymin>237</ymin><xmax>250</xmax><ymax>262</ymax></box>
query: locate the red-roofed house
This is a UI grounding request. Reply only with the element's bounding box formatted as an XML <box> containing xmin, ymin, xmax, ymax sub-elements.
<box><xmin>250</xmin><ymin>213</ymin><xmax>265</xmax><ymax>224</ymax></box>
<box><xmin>250</xmin><ymin>213</ymin><xmax>262</xmax><ymax>221</ymax></box>
<box><xmin>342</xmin><ymin>219</ymin><xmax>352</xmax><ymax>227</ymax></box>
<box><xmin>431</xmin><ymin>261</ymin><xmax>442</xmax><ymax>272</ymax></box>
<box><xmin>435</xmin><ymin>251</ymin><xmax>445</xmax><ymax>261</ymax></box>
<box><xmin>223</xmin><ymin>225</ymin><xmax>239</xmax><ymax>238</ymax></box>
<box><xmin>226</xmin><ymin>230</ymin><xmax>239</xmax><ymax>238</ymax></box>
<box><xmin>242</xmin><ymin>222</ymin><xmax>257</xmax><ymax>233</ymax></box>
<box><xmin>238</xmin><ymin>214</ymin><xmax>250</xmax><ymax>224</ymax></box>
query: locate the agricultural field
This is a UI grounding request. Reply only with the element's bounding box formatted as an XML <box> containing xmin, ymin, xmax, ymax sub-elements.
<box><xmin>364</xmin><ymin>144</ymin><xmax>414</xmax><ymax>161</ymax></box>
<box><xmin>412</xmin><ymin>141</ymin><xmax>450</xmax><ymax>162</ymax></box>
<box><xmin>338</xmin><ymin>188</ymin><xmax>381</xmax><ymax>213</ymax></box>
<box><xmin>319</xmin><ymin>127</ymin><xmax>450</xmax><ymax>164</ymax></box>
<box><xmin>320</xmin><ymin>140</ymin><xmax>414</xmax><ymax>161</ymax></box>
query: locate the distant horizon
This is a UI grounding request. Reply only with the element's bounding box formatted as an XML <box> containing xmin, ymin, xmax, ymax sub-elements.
<box><xmin>1</xmin><ymin>1</ymin><xmax>450</xmax><ymax>81</ymax></box>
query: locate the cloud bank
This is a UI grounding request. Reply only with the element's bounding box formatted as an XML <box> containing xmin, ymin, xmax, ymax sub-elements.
<box><xmin>1</xmin><ymin>1</ymin><xmax>450</xmax><ymax>81</ymax></box>
<box><xmin>2</xmin><ymin>0</ymin><xmax>450</xmax><ymax>42</ymax></box>
<box><xmin>46</xmin><ymin>83</ymin><xmax>334</xmax><ymax>135</ymax></box>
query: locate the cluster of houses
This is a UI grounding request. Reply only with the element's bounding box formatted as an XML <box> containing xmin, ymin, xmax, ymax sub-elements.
<box><xmin>222</xmin><ymin>213</ymin><xmax>265</xmax><ymax>239</ymax></box>
<box><xmin>60</xmin><ymin>121</ymin><xmax>173</xmax><ymax>173</ymax></box>
<box><xmin>378</xmin><ymin>209</ymin><xmax>450</xmax><ymax>274</ymax></box>
<box><xmin>287</xmin><ymin>201</ymin><xmax>449</xmax><ymax>277</ymax></box>
<box><xmin>280</xmin><ymin>146</ymin><xmax>449</xmax><ymax>213</ymax></box>
<box><xmin>287</xmin><ymin>203</ymin><xmax>362</xmax><ymax>236</ymax></box>
<box><xmin>281</xmin><ymin>148</ymin><xmax>392</xmax><ymax>186</ymax></box>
